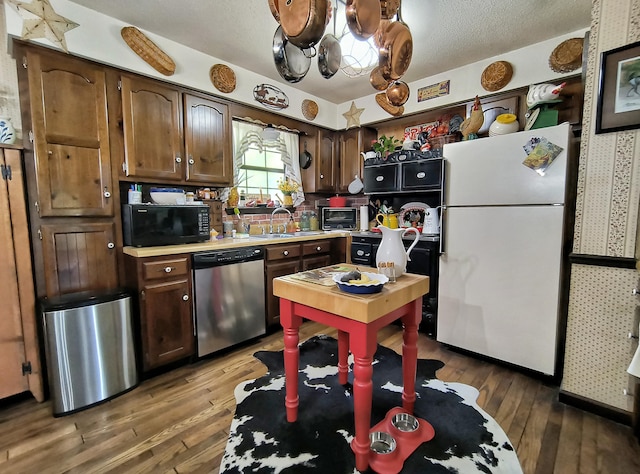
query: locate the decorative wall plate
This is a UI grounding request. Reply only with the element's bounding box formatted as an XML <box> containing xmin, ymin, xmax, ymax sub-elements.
<box><xmin>253</xmin><ymin>84</ymin><xmax>289</xmax><ymax>110</ymax></box>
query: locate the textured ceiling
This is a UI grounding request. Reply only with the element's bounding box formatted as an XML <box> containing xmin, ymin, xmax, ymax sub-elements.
<box><xmin>68</xmin><ymin>0</ymin><xmax>592</xmax><ymax>104</ymax></box>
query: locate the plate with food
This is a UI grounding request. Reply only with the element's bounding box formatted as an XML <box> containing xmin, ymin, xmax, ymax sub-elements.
<box><xmin>332</xmin><ymin>270</ymin><xmax>389</xmax><ymax>294</ymax></box>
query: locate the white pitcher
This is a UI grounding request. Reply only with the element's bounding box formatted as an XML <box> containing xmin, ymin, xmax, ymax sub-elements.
<box><xmin>375</xmin><ymin>225</ymin><xmax>420</xmax><ymax>278</ymax></box>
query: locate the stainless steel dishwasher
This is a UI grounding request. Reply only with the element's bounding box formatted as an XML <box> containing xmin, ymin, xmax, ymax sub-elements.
<box><xmin>192</xmin><ymin>247</ymin><xmax>266</xmax><ymax>357</ymax></box>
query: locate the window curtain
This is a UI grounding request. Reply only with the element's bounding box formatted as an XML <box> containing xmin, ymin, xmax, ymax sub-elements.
<box><xmin>222</xmin><ymin>120</ymin><xmax>305</xmax><ymax>206</ymax></box>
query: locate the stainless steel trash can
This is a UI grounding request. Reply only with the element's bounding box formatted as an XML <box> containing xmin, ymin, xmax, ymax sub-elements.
<box><xmin>40</xmin><ymin>289</ymin><xmax>138</xmax><ymax>416</ymax></box>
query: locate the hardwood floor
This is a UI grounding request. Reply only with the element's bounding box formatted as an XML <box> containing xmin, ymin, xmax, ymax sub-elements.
<box><xmin>1</xmin><ymin>321</ymin><xmax>639</xmax><ymax>473</ymax></box>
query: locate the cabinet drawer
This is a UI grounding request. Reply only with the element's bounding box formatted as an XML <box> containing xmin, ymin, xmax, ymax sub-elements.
<box><xmin>302</xmin><ymin>240</ymin><xmax>331</xmax><ymax>256</ymax></box>
<box><xmin>142</xmin><ymin>257</ymin><xmax>190</xmax><ymax>280</ymax></box>
<box><xmin>266</xmin><ymin>243</ymin><xmax>301</xmax><ymax>261</ymax></box>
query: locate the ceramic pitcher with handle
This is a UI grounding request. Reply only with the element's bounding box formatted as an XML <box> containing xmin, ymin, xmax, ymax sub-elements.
<box><xmin>375</xmin><ymin>225</ymin><xmax>420</xmax><ymax>278</ymax></box>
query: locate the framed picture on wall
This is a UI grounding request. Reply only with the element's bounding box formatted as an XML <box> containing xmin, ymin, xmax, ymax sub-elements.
<box><xmin>595</xmin><ymin>40</ymin><xmax>640</xmax><ymax>134</ymax></box>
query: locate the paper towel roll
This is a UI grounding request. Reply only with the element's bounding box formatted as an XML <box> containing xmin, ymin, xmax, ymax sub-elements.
<box><xmin>360</xmin><ymin>205</ymin><xmax>369</xmax><ymax>231</ymax></box>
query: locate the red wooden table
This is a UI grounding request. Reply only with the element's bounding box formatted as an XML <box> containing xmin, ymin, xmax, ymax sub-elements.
<box><xmin>273</xmin><ymin>266</ymin><xmax>430</xmax><ymax>472</ymax></box>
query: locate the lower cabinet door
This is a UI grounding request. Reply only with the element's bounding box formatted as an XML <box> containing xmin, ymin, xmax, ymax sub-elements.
<box><xmin>302</xmin><ymin>254</ymin><xmax>331</xmax><ymax>271</ymax></box>
<box><xmin>40</xmin><ymin>222</ymin><xmax>118</xmax><ymax>296</ymax></box>
<box><xmin>140</xmin><ymin>278</ymin><xmax>194</xmax><ymax>370</ymax></box>
<box><xmin>265</xmin><ymin>259</ymin><xmax>300</xmax><ymax>328</ymax></box>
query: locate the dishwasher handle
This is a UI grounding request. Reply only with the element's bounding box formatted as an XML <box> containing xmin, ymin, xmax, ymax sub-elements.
<box><xmin>192</xmin><ymin>247</ymin><xmax>264</xmax><ymax>269</ymax></box>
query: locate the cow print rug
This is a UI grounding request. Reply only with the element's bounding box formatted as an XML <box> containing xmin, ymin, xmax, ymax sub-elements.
<box><xmin>220</xmin><ymin>335</ymin><xmax>522</xmax><ymax>473</ymax></box>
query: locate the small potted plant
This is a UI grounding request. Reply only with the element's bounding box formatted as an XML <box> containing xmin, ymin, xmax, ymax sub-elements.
<box><xmin>371</xmin><ymin>135</ymin><xmax>400</xmax><ymax>158</ymax></box>
<box><xmin>277</xmin><ymin>177</ymin><xmax>299</xmax><ymax>206</ymax></box>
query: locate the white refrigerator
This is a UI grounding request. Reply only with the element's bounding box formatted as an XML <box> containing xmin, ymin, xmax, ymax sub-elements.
<box><xmin>437</xmin><ymin>123</ymin><xmax>571</xmax><ymax>375</ymax></box>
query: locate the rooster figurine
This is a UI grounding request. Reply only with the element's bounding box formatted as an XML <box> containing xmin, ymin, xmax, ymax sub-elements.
<box><xmin>460</xmin><ymin>96</ymin><xmax>484</xmax><ymax>140</ymax></box>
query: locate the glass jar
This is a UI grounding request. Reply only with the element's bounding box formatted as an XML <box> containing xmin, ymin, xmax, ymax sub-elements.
<box><xmin>309</xmin><ymin>211</ymin><xmax>319</xmax><ymax>231</ymax></box>
<box><xmin>300</xmin><ymin>211</ymin><xmax>311</xmax><ymax>231</ymax></box>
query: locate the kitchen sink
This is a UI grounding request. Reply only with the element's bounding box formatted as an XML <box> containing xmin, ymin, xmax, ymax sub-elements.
<box><xmin>250</xmin><ymin>231</ymin><xmax>325</xmax><ymax>239</ymax></box>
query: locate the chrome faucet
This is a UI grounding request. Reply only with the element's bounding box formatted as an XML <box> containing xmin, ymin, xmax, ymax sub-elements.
<box><xmin>270</xmin><ymin>207</ymin><xmax>292</xmax><ymax>233</ymax></box>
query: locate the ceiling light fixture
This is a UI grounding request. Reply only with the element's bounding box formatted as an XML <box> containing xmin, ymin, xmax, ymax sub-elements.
<box><xmin>262</xmin><ymin>124</ymin><xmax>280</xmax><ymax>141</ymax></box>
<box><xmin>339</xmin><ymin>27</ymin><xmax>379</xmax><ymax>77</ymax></box>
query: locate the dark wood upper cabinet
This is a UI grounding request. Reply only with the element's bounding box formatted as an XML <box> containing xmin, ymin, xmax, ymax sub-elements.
<box><xmin>183</xmin><ymin>94</ymin><xmax>232</xmax><ymax>185</ymax></box>
<box><xmin>317</xmin><ymin>129</ymin><xmax>337</xmax><ymax>192</ymax></box>
<box><xmin>120</xmin><ymin>74</ymin><xmax>184</xmax><ymax>180</ymax></box>
<box><xmin>23</xmin><ymin>49</ymin><xmax>114</xmax><ymax>217</ymax></box>
<box><xmin>338</xmin><ymin>127</ymin><xmax>376</xmax><ymax>194</ymax></box>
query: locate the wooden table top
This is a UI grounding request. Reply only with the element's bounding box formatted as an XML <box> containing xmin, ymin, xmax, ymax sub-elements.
<box><xmin>273</xmin><ymin>264</ymin><xmax>429</xmax><ymax>324</ymax></box>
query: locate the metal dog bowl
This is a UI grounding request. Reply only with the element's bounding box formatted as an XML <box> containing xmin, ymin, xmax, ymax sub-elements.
<box><xmin>369</xmin><ymin>431</ymin><xmax>397</xmax><ymax>454</ymax></box>
<box><xmin>391</xmin><ymin>412</ymin><xmax>419</xmax><ymax>432</ymax></box>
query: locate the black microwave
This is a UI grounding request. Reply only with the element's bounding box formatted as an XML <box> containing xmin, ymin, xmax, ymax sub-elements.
<box><xmin>122</xmin><ymin>204</ymin><xmax>210</xmax><ymax>247</ymax></box>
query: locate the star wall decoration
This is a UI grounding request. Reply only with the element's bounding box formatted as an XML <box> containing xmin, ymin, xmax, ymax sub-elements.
<box><xmin>7</xmin><ymin>0</ymin><xmax>79</xmax><ymax>53</ymax></box>
<box><xmin>342</xmin><ymin>101</ymin><xmax>364</xmax><ymax>129</ymax></box>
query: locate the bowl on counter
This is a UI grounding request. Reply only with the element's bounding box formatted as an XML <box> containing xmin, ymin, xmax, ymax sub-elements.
<box><xmin>150</xmin><ymin>187</ymin><xmax>185</xmax><ymax>205</ymax></box>
<box><xmin>332</xmin><ymin>272</ymin><xmax>389</xmax><ymax>294</ymax></box>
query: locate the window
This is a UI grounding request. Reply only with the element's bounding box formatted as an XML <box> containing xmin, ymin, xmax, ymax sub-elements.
<box><xmin>231</xmin><ymin>119</ymin><xmax>304</xmax><ymax>206</ymax></box>
<box><xmin>236</xmin><ymin>143</ymin><xmax>284</xmax><ymax>202</ymax></box>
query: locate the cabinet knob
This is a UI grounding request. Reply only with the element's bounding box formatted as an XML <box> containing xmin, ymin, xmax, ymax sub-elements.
<box><xmin>320</xmin><ymin>174</ymin><xmax>324</xmax><ymax>179</ymax></box>
<box><xmin>283</xmin><ymin>250</ymin><xmax>289</xmax><ymax>256</ymax></box>
<box><xmin>188</xmin><ymin>156</ymin><xmax>195</xmax><ymax>165</ymax></box>
<box><xmin>103</xmin><ymin>188</ymin><xmax>111</xmax><ymax>198</ymax></box>
<box><xmin>107</xmin><ymin>242</ymin><xmax>115</xmax><ymax>249</ymax></box>
<box><xmin>316</xmin><ymin>246</ymin><xmax>321</xmax><ymax>251</ymax></box>
<box><xmin>175</xmin><ymin>156</ymin><xmax>182</xmax><ymax>163</ymax></box>
<box><xmin>182</xmin><ymin>294</ymin><xmax>189</xmax><ymax>301</ymax></box>
<box><xmin>164</xmin><ymin>266</ymin><xmax>173</xmax><ymax>273</ymax></box>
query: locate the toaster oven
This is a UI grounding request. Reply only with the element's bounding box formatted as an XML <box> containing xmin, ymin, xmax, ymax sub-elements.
<box><xmin>321</xmin><ymin>207</ymin><xmax>358</xmax><ymax>230</ymax></box>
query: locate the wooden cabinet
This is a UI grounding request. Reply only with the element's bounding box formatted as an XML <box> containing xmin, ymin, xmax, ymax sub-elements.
<box><xmin>301</xmin><ymin>127</ymin><xmax>375</xmax><ymax>194</ymax></box>
<box><xmin>0</xmin><ymin>147</ymin><xmax>44</xmax><ymax>402</ymax></box>
<box><xmin>40</xmin><ymin>222</ymin><xmax>119</xmax><ymax>296</ymax></box>
<box><xmin>16</xmin><ymin>43</ymin><xmax>121</xmax><ymax>298</ymax></box>
<box><xmin>121</xmin><ymin>76</ymin><xmax>232</xmax><ymax>185</ymax></box>
<box><xmin>184</xmin><ymin>94</ymin><xmax>232</xmax><ymax>185</ymax></box>
<box><xmin>124</xmin><ymin>254</ymin><xmax>194</xmax><ymax>371</ymax></box>
<box><xmin>120</xmin><ymin>75</ymin><xmax>183</xmax><ymax>181</ymax></box>
<box><xmin>22</xmin><ymin>47</ymin><xmax>114</xmax><ymax>217</ymax></box>
<box><xmin>265</xmin><ymin>243</ymin><xmax>302</xmax><ymax>328</ymax></box>
<box><xmin>264</xmin><ymin>239</ymin><xmax>338</xmax><ymax>328</ymax></box>
<box><xmin>316</xmin><ymin>129</ymin><xmax>337</xmax><ymax>192</ymax></box>
<box><xmin>338</xmin><ymin>127</ymin><xmax>376</xmax><ymax>193</ymax></box>
<box><xmin>301</xmin><ymin>240</ymin><xmax>332</xmax><ymax>270</ymax></box>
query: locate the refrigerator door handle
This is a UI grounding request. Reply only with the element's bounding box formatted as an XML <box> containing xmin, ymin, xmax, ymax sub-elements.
<box><xmin>439</xmin><ymin>205</ymin><xmax>447</xmax><ymax>255</ymax></box>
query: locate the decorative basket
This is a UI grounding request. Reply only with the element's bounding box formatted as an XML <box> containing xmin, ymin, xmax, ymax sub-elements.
<box><xmin>209</xmin><ymin>64</ymin><xmax>236</xmax><ymax>93</ymax></box>
<box><xmin>481</xmin><ymin>61</ymin><xmax>513</xmax><ymax>92</ymax></box>
<box><xmin>549</xmin><ymin>38</ymin><xmax>584</xmax><ymax>73</ymax></box>
<box><xmin>121</xmin><ymin>26</ymin><xmax>176</xmax><ymax>76</ymax></box>
<box><xmin>302</xmin><ymin>99</ymin><xmax>318</xmax><ymax>120</ymax></box>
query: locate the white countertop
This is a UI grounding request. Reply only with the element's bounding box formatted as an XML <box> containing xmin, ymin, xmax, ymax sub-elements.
<box><xmin>123</xmin><ymin>231</ymin><xmax>350</xmax><ymax>258</ymax></box>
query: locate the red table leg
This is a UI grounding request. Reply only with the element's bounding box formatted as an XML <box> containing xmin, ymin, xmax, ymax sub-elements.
<box><xmin>338</xmin><ymin>330</ymin><xmax>349</xmax><ymax>385</ymax></box>
<box><xmin>400</xmin><ymin>298</ymin><xmax>421</xmax><ymax>414</ymax></box>
<box><xmin>349</xmin><ymin>326</ymin><xmax>378</xmax><ymax>472</ymax></box>
<box><xmin>280</xmin><ymin>298</ymin><xmax>302</xmax><ymax>422</ymax></box>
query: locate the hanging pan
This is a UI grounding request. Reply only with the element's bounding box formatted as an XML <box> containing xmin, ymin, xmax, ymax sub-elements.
<box><xmin>273</xmin><ymin>26</ymin><xmax>311</xmax><ymax>83</ymax></box>
<box><xmin>268</xmin><ymin>0</ymin><xmax>281</xmax><ymax>23</ymax></box>
<box><xmin>378</xmin><ymin>4</ymin><xmax>413</xmax><ymax>81</ymax></box>
<box><xmin>279</xmin><ymin>0</ymin><xmax>328</xmax><ymax>49</ymax></box>
<box><xmin>317</xmin><ymin>4</ymin><xmax>341</xmax><ymax>78</ymax></box>
<box><xmin>346</xmin><ymin>0</ymin><xmax>381</xmax><ymax>41</ymax></box>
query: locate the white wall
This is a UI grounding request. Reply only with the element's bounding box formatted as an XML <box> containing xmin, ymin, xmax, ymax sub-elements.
<box><xmin>3</xmin><ymin>0</ymin><xmax>586</xmax><ymax>131</ymax></box>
